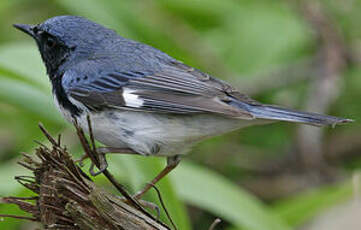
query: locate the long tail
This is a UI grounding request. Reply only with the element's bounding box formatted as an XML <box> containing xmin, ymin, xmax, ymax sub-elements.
<box><xmin>232</xmin><ymin>101</ymin><xmax>353</xmax><ymax>127</ymax></box>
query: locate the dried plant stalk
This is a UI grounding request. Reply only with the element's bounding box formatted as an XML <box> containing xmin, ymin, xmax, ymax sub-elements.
<box><xmin>0</xmin><ymin>125</ymin><xmax>169</xmax><ymax>230</ymax></box>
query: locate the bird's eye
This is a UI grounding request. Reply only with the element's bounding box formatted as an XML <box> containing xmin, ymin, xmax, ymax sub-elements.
<box><xmin>46</xmin><ymin>37</ymin><xmax>56</xmax><ymax>48</ymax></box>
<box><xmin>32</xmin><ymin>26</ymin><xmax>39</xmax><ymax>34</ymax></box>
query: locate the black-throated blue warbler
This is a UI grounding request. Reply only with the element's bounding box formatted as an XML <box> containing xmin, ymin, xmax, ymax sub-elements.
<box><xmin>14</xmin><ymin>16</ymin><xmax>352</xmax><ymax>199</ymax></box>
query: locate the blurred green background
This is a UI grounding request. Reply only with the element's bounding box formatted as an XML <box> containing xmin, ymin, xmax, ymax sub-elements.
<box><xmin>0</xmin><ymin>0</ymin><xmax>360</xmax><ymax>229</ymax></box>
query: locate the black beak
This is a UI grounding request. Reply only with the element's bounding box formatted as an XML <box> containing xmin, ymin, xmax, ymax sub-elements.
<box><xmin>13</xmin><ymin>24</ymin><xmax>36</xmax><ymax>38</ymax></box>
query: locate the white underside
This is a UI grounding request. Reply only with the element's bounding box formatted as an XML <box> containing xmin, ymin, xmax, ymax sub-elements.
<box><xmin>54</xmin><ymin>95</ymin><xmax>263</xmax><ymax>156</ymax></box>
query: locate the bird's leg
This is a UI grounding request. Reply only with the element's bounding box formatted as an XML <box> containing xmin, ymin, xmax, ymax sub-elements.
<box><xmin>133</xmin><ymin>155</ymin><xmax>181</xmax><ymax>200</ymax></box>
<box><xmin>75</xmin><ymin>153</ymin><xmax>90</xmax><ymax>166</ymax></box>
<box><xmin>78</xmin><ymin>147</ymin><xmax>138</xmax><ymax>176</ymax></box>
<box><xmin>91</xmin><ymin>147</ymin><xmax>140</xmax><ymax>176</ymax></box>
<box><xmin>84</xmin><ymin>146</ymin><xmax>168</xmax><ymax>215</ymax></box>
<box><xmin>79</xmin><ymin>146</ymin><xmax>180</xmax><ymax>199</ymax></box>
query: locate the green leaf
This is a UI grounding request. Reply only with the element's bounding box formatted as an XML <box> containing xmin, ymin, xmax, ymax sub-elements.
<box><xmin>0</xmin><ymin>42</ymin><xmax>49</xmax><ymax>90</ymax></box>
<box><xmin>172</xmin><ymin>161</ymin><xmax>290</xmax><ymax>230</ymax></box>
<box><xmin>0</xmin><ymin>77</ymin><xmax>64</xmax><ymax>124</ymax></box>
<box><xmin>272</xmin><ymin>182</ymin><xmax>353</xmax><ymax>227</ymax></box>
<box><xmin>0</xmin><ymin>160</ymin><xmax>27</xmax><ymax>196</ymax></box>
<box><xmin>205</xmin><ymin>1</ymin><xmax>312</xmax><ymax>75</ymax></box>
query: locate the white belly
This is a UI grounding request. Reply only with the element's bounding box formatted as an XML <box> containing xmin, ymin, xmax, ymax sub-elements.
<box><xmin>54</xmin><ymin>95</ymin><xmax>260</xmax><ymax>156</ymax></box>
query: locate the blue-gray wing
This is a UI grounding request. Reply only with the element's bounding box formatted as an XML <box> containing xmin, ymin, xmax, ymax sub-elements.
<box><xmin>62</xmin><ymin>61</ymin><xmax>255</xmax><ymax>119</ymax></box>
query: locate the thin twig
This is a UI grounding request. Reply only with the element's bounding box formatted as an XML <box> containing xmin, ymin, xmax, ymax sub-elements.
<box><xmin>57</xmin><ymin>134</ymin><xmax>62</xmax><ymax>146</ymax></box>
<box><xmin>33</xmin><ymin>140</ymin><xmax>47</xmax><ymax>148</ymax></box>
<box><xmin>0</xmin><ymin>214</ymin><xmax>37</xmax><ymax>222</ymax></box>
<box><xmin>150</xmin><ymin>183</ymin><xmax>178</xmax><ymax>230</ymax></box>
<box><xmin>14</xmin><ymin>176</ymin><xmax>35</xmax><ymax>183</ymax></box>
<box><xmin>75</xmin><ymin>116</ymin><xmax>158</xmax><ymax>223</ymax></box>
<box><xmin>83</xmin><ymin>117</ymin><xmax>141</xmax><ymax>208</ymax></box>
<box><xmin>87</xmin><ymin>116</ymin><xmax>96</xmax><ymax>152</ymax></box>
<box><xmin>1</xmin><ymin>196</ymin><xmax>37</xmax><ymax>202</ymax></box>
<box><xmin>38</xmin><ymin>123</ymin><xmax>59</xmax><ymax>147</ymax></box>
<box><xmin>208</xmin><ymin>218</ymin><xmax>222</xmax><ymax>230</ymax></box>
<box><xmin>17</xmin><ymin>161</ymin><xmax>36</xmax><ymax>171</ymax></box>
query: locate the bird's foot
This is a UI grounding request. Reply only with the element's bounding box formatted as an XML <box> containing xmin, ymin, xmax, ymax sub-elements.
<box><xmin>75</xmin><ymin>147</ymin><xmax>137</xmax><ymax>176</ymax></box>
<box><xmin>89</xmin><ymin>154</ymin><xmax>108</xmax><ymax>176</ymax></box>
<box><xmin>74</xmin><ymin>149</ymin><xmax>108</xmax><ymax>175</ymax></box>
<box><xmin>75</xmin><ymin>153</ymin><xmax>89</xmax><ymax>167</ymax></box>
<box><xmin>131</xmin><ymin>156</ymin><xmax>181</xmax><ymax>200</ymax></box>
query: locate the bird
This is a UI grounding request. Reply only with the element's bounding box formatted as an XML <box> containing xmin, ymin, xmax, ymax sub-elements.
<box><xmin>14</xmin><ymin>15</ymin><xmax>352</xmax><ymax>199</ymax></box>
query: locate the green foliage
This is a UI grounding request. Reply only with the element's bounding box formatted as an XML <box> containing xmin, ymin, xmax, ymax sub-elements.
<box><xmin>172</xmin><ymin>161</ymin><xmax>290</xmax><ymax>230</ymax></box>
<box><xmin>273</xmin><ymin>182</ymin><xmax>353</xmax><ymax>227</ymax></box>
<box><xmin>0</xmin><ymin>0</ymin><xmax>359</xmax><ymax>229</ymax></box>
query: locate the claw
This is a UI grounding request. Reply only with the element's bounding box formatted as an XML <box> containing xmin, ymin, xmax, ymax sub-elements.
<box><xmin>75</xmin><ymin>154</ymin><xmax>88</xmax><ymax>167</ymax></box>
<box><xmin>84</xmin><ymin>146</ymin><xmax>110</xmax><ymax>176</ymax></box>
<box><xmin>78</xmin><ymin>160</ymin><xmax>85</xmax><ymax>167</ymax></box>
<box><xmin>89</xmin><ymin>160</ymin><xmax>108</xmax><ymax>176</ymax></box>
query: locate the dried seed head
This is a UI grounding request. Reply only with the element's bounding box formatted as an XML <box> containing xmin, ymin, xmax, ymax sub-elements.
<box><xmin>1</xmin><ymin>126</ymin><xmax>169</xmax><ymax>230</ymax></box>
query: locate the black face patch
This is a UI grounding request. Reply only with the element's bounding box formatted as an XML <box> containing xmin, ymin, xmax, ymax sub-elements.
<box><xmin>52</xmin><ymin>74</ymin><xmax>82</xmax><ymax>116</ymax></box>
<box><xmin>34</xmin><ymin>31</ymin><xmax>72</xmax><ymax>77</ymax></box>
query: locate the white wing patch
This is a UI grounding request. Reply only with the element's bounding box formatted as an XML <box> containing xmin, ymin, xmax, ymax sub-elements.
<box><xmin>123</xmin><ymin>88</ymin><xmax>143</xmax><ymax>108</ymax></box>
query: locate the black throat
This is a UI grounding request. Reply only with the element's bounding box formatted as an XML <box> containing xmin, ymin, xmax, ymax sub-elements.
<box><xmin>52</xmin><ymin>74</ymin><xmax>82</xmax><ymax>117</ymax></box>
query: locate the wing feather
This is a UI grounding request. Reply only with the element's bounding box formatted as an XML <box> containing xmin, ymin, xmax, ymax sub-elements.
<box><xmin>65</xmin><ymin>61</ymin><xmax>254</xmax><ymax>119</ymax></box>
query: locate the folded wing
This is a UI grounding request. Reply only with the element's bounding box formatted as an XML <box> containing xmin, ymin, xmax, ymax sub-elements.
<box><xmin>63</xmin><ymin>61</ymin><xmax>255</xmax><ymax>119</ymax></box>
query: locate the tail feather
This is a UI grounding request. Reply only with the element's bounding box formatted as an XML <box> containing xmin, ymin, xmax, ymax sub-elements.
<box><xmin>231</xmin><ymin>100</ymin><xmax>353</xmax><ymax>127</ymax></box>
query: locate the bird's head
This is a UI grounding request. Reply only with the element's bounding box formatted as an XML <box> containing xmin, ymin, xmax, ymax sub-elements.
<box><xmin>14</xmin><ymin>16</ymin><xmax>117</xmax><ymax>77</ymax></box>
